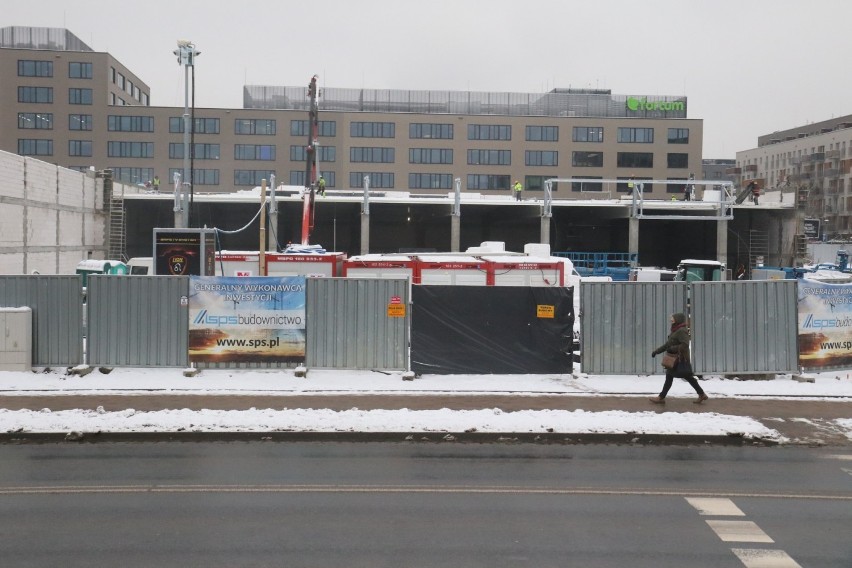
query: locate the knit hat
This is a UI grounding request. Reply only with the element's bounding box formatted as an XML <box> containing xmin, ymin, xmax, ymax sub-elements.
<box><xmin>672</xmin><ymin>313</ymin><xmax>686</xmax><ymax>324</ymax></box>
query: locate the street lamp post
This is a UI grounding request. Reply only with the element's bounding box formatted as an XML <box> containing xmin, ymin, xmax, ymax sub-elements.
<box><xmin>173</xmin><ymin>40</ymin><xmax>200</xmax><ymax>228</ymax></box>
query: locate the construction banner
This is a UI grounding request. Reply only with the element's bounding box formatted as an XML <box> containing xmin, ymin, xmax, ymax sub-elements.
<box><xmin>188</xmin><ymin>276</ymin><xmax>306</xmax><ymax>363</ymax></box>
<box><xmin>798</xmin><ymin>280</ymin><xmax>852</xmax><ymax>371</ymax></box>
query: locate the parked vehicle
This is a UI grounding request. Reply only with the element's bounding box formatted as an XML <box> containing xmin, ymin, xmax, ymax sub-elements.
<box><xmin>75</xmin><ymin>259</ymin><xmax>128</xmax><ymax>287</ymax></box>
<box><xmin>675</xmin><ymin>259</ymin><xmax>727</xmax><ymax>282</ymax></box>
<box><xmin>127</xmin><ymin>257</ymin><xmax>154</xmax><ymax>275</ymax></box>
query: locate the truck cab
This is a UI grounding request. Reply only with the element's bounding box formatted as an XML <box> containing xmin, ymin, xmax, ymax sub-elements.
<box><xmin>675</xmin><ymin>259</ymin><xmax>727</xmax><ymax>282</ymax></box>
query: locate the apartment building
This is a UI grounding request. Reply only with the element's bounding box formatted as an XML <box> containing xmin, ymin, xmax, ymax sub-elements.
<box><xmin>2</xmin><ymin>26</ymin><xmax>703</xmax><ymax>199</ymax></box>
<box><xmin>734</xmin><ymin>116</ymin><xmax>852</xmax><ymax>237</ymax></box>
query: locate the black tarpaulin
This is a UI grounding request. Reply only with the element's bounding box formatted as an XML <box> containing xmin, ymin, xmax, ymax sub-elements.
<box><xmin>411</xmin><ymin>286</ymin><xmax>574</xmax><ymax>375</ymax></box>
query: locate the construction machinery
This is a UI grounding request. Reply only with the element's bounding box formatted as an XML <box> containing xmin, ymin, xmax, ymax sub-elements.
<box><xmin>300</xmin><ymin>75</ymin><xmax>320</xmax><ymax>245</ymax></box>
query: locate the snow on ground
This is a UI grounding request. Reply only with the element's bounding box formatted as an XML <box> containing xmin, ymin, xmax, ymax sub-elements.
<box><xmin>0</xmin><ymin>367</ymin><xmax>849</xmax><ymax>439</ymax></box>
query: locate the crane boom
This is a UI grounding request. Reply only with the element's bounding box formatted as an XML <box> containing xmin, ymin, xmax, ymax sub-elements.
<box><xmin>301</xmin><ymin>75</ymin><xmax>320</xmax><ymax>245</ymax></box>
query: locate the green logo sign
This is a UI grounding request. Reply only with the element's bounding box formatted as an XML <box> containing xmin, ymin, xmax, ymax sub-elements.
<box><xmin>626</xmin><ymin>97</ymin><xmax>685</xmax><ymax>112</ymax></box>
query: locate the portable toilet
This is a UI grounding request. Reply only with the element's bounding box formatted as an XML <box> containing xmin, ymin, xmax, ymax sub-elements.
<box><xmin>75</xmin><ymin>259</ymin><xmax>129</xmax><ymax>287</ymax></box>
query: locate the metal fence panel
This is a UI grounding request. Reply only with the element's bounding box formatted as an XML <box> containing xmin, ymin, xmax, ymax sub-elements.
<box><xmin>0</xmin><ymin>275</ymin><xmax>83</xmax><ymax>366</ymax></box>
<box><xmin>692</xmin><ymin>280</ymin><xmax>798</xmax><ymax>374</ymax></box>
<box><xmin>87</xmin><ymin>275</ymin><xmax>189</xmax><ymax>367</ymax></box>
<box><xmin>581</xmin><ymin>282</ymin><xmax>687</xmax><ymax>375</ymax></box>
<box><xmin>307</xmin><ymin>278</ymin><xmax>409</xmax><ymax>370</ymax></box>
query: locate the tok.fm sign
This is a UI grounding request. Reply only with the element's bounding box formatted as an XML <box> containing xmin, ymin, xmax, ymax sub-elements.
<box><xmin>626</xmin><ymin>97</ymin><xmax>685</xmax><ymax>112</ymax></box>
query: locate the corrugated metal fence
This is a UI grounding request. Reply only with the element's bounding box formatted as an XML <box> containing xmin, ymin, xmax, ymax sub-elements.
<box><xmin>581</xmin><ymin>280</ymin><xmax>799</xmax><ymax>375</ymax></box>
<box><xmin>87</xmin><ymin>275</ymin><xmax>189</xmax><ymax>368</ymax></box>
<box><xmin>0</xmin><ymin>275</ymin><xmax>83</xmax><ymax>366</ymax></box>
<box><xmin>692</xmin><ymin>280</ymin><xmax>798</xmax><ymax>375</ymax></box>
<box><xmin>582</xmin><ymin>282</ymin><xmax>687</xmax><ymax>375</ymax></box>
<box><xmin>306</xmin><ymin>278</ymin><xmax>409</xmax><ymax>370</ymax></box>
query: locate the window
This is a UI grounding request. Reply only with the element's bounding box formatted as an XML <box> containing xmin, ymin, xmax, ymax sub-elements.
<box><xmin>617</xmin><ymin>152</ymin><xmax>654</xmax><ymax>168</ymax></box>
<box><xmin>572</xmin><ymin>151</ymin><xmax>603</xmax><ymax>167</ymax></box>
<box><xmin>667</xmin><ymin>153</ymin><xmax>689</xmax><ymax>168</ymax></box>
<box><xmin>350</xmin><ymin>172</ymin><xmax>394</xmax><ymax>188</ymax></box>
<box><xmin>110</xmin><ymin>167</ymin><xmax>154</xmax><ymax>185</ymax></box>
<box><xmin>18</xmin><ymin>139</ymin><xmax>53</xmax><ymax>156</ymax></box>
<box><xmin>68</xmin><ymin>62</ymin><xmax>93</xmax><ymax>79</ymax></box>
<box><xmin>573</xmin><ymin>126</ymin><xmax>604</xmax><ymax>143</ymax></box>
<box><xmin>467</xmin><ymin>149</ymin><xmax>511</xmax><ymax>165</ymax></box>
<box><xmin>169</xmin><ymin>168</ymin><xmax>220</xmax><ymax>186</ymax></box>
<box><xmin>69</xmin><ymin>88</ymin><xmax>93</xmax><ymax>105</ymax></box>
<box><xmin>467</xmin><ymin>124</ymin><xmax>511</xmax><ymax>140</ymax></box>
<box><xmin>617</xmin><ymin>127</ymin><xmax>654</xmax><ymax>143</ymax></box>
<box><xmin>108</xmin><ymin>141</ymin><xmax>154</xmax><ymax>158</ymax></box>
<box><xmin>525</xmin><ymin>126</ymin><xmax>558</xmax><ymax>141</ymax></box>
<box><xmin>116</xmin><ymin>72</ymin><xmax>125</xmax><ymax>90</ymax></box>
<box><xmin>18</xmin><ymin>113</ymin><xmax>53</xmax><ymax>130</ymax></box>
<box><xmin>666</xmin><ymin>177</ymin><xmax>688</xmax><ymax>194</ymax></box>
<box><xmin>18</xmin><ymin>86</ymin><xmax>52</xmax><ymax>103</ymax></box>
<box><xmin>525</xmin><ymin>151</ymin><xmax>558</xmax><ymax>166</ymax></box>
<box><xmin>525</xmin><ymin>176</ymin><xmax>559</xmax><ymax>192</ymax></box>
<box><xmin>234</xmin><ymin>170</ymin><xmax>276</xmax><ymax>186</ymax></box>
<box><xmin>291</xmin><ymin>145</ymin><xmax>335</xmax><ymax>162</ymax></box>
<box><xmin>668</xmin><ymin>128</ymin><xmax>689</xmax><ymax>144</ymax></box>
<box><xmin>169</xmin><ymin>117</ymin><xmax>220</xmax><ymax>134</ymax></box>
<box><xmin>69</xmin><ymin>114</ymin><xmax>92</xmax><ymax>131</ymax></box>
<box><xmin>68</xmin><ymin>140</ymin><xmax>92</xmax><ymax>157</ymax></box>
<box><xmin>108</xmin><ymin>115</ymin><xmax>154</xmax><ymax>132</ymax></box>
<box><xmin>350</xmin><ymin>122</ymin><xmax>395</xmax><ymax>138</ymax></box>
<box><xmin>235</xmin><ymin>144</ymin><xmax>276</xmax><ymax>160</ymax></box>
<box><xmin>350</xmin><ymin>147</ymin><xmax>395</xmax><ymax>163</ymax></box>
<box><xmin>409</xmin><ymin>123</ymin><xmax>453</xmax><ymax>139</ymax></box>
<box><xmin>571</xmin><ymin>176</ymin><xmax>603</xmax><ymax>192</ymax></box>
<box><xmin>17</xmin><ymin>60</ymin><xmax>52</xmax><ymax>77</ymax></box>
<box><xmin>169</xmin><ymin>143</ymin><xmax>221</xmax><ymax>160</ymax></box>
<box><xmin>409</xmin><ymin>148</ymin><xmax>453</xmax><ymax>164</ymax></box>
<box><xmin>235</xmin><ymin>119</ymin><xmax>276</xmax><ymax>135</ymax></box>
<box><xmin>409</xmin><ymin>173</ymin><xmax>453</xmax><ymax>189</ymax></box>
<box><xmin>467</xmin><ymin>174</ymin><xmax>510</xmax><ymax>190</ymax></box>
<box><xmin>290</xmin><ymin>120</ymin><xmax>336</xmax><ymax>137</ymax></box>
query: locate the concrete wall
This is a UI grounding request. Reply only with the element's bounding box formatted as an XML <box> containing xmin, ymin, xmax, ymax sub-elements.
<box><xmin>0</xmin><ymin>150</ymin><xmax>107</xmax><ymax>274</ymax></box>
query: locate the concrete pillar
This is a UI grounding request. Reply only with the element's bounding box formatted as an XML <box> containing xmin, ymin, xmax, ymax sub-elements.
<box><xmin>540</xmin><ymin>216</ymin><xmax>551</xmax><ymax>245</ymax></box>
<box><xmin>451</xmin><ymin>215</ymin><xmax>460</xmax><ymax>252</ymax></box>
<box><xmin>717</xmin><ymin>219</ymin><xmax>728</xmax><ymax>266</ymax></box>
<box><xmin>628</xmin><ymin>216</ymin><xmax>639</xmax><ymax>257</ymax></box>
<box><xmin>360</xmin><ymin>214</ymin><xmax>370</xmax><ymax>255</ymax></box>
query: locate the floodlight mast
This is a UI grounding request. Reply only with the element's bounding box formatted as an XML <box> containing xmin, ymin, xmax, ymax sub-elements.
<box><xmin>173</xmin><ymin>40</ymin><xmax>200</xmax><ymax>228</ymax></box>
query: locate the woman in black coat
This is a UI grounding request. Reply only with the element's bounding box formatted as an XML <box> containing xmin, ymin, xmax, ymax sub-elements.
<box><xmin>650</xmin><ymin>312</ymin><xmax>709</xmax><ymax>404</ymax></box>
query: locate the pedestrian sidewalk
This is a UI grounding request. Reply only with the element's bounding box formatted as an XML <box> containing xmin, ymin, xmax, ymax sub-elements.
<box><xmin>0</xmin><ymin>367</ymin><xmax>850</xmax><ymax>445</ymax></box>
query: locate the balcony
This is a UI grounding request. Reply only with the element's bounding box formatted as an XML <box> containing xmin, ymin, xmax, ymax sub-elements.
<box><xmin>789</xmin><ymin>156</ymin><xmax>802</xmax><ymax>165</ymax></box>
<box><xmin>744</xmin><ymin>164</ymin><xmax>757</xmax><ymax>172</ymax></box>
<box><xmin>825</xmin><ymin>149</ymin><xmax>842</xmax><ymax>160</ymax></box>
<box><xmin>725</xmin><ymin>167</ymin><xmax>742</xmax><ymax>175</ymax></box>
<box><xmin>808</xmin><ymin>152</ymin><xmax>826</xmax><ymax>162</ymax></box>
<box><xmin>825</xmin><ymin>168</ymin><xmax>840</xmax><ymax>177</ymax></box>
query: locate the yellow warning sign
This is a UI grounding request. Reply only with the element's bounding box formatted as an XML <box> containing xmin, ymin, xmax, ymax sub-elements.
<box><xmin>537</xmin><ymin>305</ymin><xmax>555</xmax><ymax>319</ymax></box>
<box><xmin>387</xmin><ymin>304</ymin><xmax>406</xmax><ymax>318</ymax></box>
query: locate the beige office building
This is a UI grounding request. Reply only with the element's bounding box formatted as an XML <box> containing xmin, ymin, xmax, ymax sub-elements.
<box><xmin>2</xmin><ymin>26</ymin><xmax>702</xmax><ymax>199</ymax></box>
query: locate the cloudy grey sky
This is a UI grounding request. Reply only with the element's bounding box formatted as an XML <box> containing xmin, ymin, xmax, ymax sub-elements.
<box><xmin>5</xmin><ymin>0</ymin><xmax>850</xmax><ymax>158</ymax></box>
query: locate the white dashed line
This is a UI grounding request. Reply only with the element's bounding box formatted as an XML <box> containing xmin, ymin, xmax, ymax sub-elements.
<box><xmin>822</xmin><ymin>454</ymin><xmax>852</xmax><ymax>461</ymax></box>
<box><xmin>706</xmin><ymin>520</ymin><xmax>774</xmax><ymax>543</ymax></box>
<box><xmin>685</xmin><ymin>497</ymin><xmax>745</xmax><ymax>516</ymax></box>
<box><xmin>731</xmin><ymin>548</ymin><xmax>802</xmax><ymax>568</ymax></box>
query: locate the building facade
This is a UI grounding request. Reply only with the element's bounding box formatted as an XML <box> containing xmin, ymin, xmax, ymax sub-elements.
<box><xmin>734</xmin><ymin>116</ymin><xmax>852</xmax><ymax>238</ymax></box>
<box><xmin>2</xmin><ymin>27</ymin><xmax>704</xmax><ymax>199</ymax></box>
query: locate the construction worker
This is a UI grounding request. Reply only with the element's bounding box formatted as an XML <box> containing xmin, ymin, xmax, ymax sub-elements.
<box><xmin>747</xmin><ymin>181</ymin><xmax>759</xmax><ymax>205</ymax></box>
<box><xmin>152</xmin><ymin>175</ymin><xmax>160</xmax><ymax>193</ymax></box>
<box><xmin>513</xmin><ymin>180</ymin><xmax>523</xmax><ymax>202</ymax></box>
<box><xmin>318</xmin><ymin>175</ymin><xmax>326</xmax><ymax>197</ymax></box>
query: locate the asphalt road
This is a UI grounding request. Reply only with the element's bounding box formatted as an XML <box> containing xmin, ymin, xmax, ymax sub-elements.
<box><xmin>0</xmin><ymin>443</ymin><xmax>849</xmax><ymax>567</ymax></box>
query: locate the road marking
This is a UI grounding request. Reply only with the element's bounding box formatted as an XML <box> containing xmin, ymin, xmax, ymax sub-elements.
<box><xmin>685</xmin><ymin>497</ymin><xmax>745</xmax><ymax>516</ymax></box>
<box><xmin>0</xmin><ymin>484</ymin><xmax>849</xmax><ymax>500</ymax></box>
<box><xmin>706</xmin><ymin>520</ymin><xmax>774</xmax><ymax>543</ymax></box>
<box><xmin>842</xmin><ymin>468</ymin><xmax>852</xmax><ymax>478</ymax></box>
<box><xmin>732</xmin><ymin>548</ymin><xmax>802</xmax><ymax>568</ymax></box>
<box><xmin>823</xmin><ymin>454</ymin><xmax>852</xmax><ymax>461</ymax></box>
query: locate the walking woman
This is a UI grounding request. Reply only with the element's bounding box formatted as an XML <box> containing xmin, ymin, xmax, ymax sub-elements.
<box><xmin>649</xmin><ymin>312</ymin><xmax>709</xmax><ymax>404</ymax></box>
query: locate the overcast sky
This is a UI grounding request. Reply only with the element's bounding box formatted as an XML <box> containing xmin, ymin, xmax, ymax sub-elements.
<box><xmin>6</xmin><ymin>0</ymin><xmax>850</xmax><ymax>158</ymax></box>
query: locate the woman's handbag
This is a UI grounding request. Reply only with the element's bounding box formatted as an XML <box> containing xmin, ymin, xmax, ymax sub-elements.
<box><xmin>661</xmin><ymin>352</ymin><xmax>678</xmax><ymax>370</ymax></box>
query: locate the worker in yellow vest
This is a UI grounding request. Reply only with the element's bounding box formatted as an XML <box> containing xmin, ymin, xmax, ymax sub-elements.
<box><xmin>513</xmin><ymin>180</ymin><xmax>523</xmax><ymax>202</ymax></box>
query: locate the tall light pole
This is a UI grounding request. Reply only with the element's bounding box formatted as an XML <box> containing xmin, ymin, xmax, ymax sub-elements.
<box><xmin>173</xmin><ymin>40</ymin><xmax>200</xmax><ymax>228</ymax></box>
